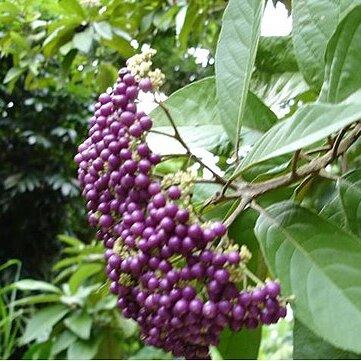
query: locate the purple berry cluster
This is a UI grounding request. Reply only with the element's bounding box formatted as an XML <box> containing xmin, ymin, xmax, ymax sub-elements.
<box><xmin>75</xmin><ymin>61</ymin><xmax>287</xmax><ymax>359</ymax></box>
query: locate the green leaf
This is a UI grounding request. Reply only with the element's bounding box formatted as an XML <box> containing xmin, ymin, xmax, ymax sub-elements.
<box><xmin>93</xmin><ymin>21</ymin><xmax>113</xmax><ymax>40</ymax></box>
<box><xmin>102</xmin><ymin>35</ymin><xmax>134</xmax><ymax>58</ymax></box>
<box><xmin>129</xmin><ymin>345</ymin><xmax>171</xmax><ymax>360</ymax></box>
<box><xmin>67</xmin><ymin>337</ymin><xmax>101</xmax><ymax>359</ymax></box>
<box><xmin>61</xmin><ymin>49</ymin><xmax>77</xmax><ymax>77</ymax></box>
<box><xmin>14</xmin><ymin>294</ymin><xmax>60</xmax><ymax>306</ymax></box>
<box><xmin>151</xmin><ymin>77</ymin><xmax>276</xmax><ymax>133</ymax></box>
<box><xmin>319</xmin><ymin>195</ymin><xmax>347</xmax><ymax>228</ymax></box>
<box><xmin>218</xmin><ymin>327</ymin><xmax>262</xmax><ymax>359</ymax></box>
<box><xmin>95</xmin><ymin>328</ymin><xmax>123</xmax><ymax>359</ymax></box>
<box><xmin>255</xmin><ymin>36</ymin><xmax>299</xmax><ymax>74</ymax></box>
<box><xmin>43</xmin><ymin>22</ymin><xmax>79</xmax><ymax>58</ymax></box>
<box><xmin>12</xmin><ymin>279</ymin><xmax>61</xmax><ymax>294</ymax></box>
<box><xmin>151</xmin><ymin>77</ymin><xmax>219</xmax><ymax>127</ymax></box>
<box><xmin>58</xmin><ymin>234</ymin><xmax>83</xmax><ymax>247</ymax></box>
<box><xmin>228</xmin><ymin>208</ymin><xmax>260</xmax><ymax>273</ymax></box>
<box><xmin>59</xmin><ymin>0</ymin><xmax>86</xmax><ymax>19</ymax></box>
<box><xmin>215</xmin><ymin>0</ymin><xmax>264</xmax><ymax>143</ymax></box>
<box><xmin>292</xmin><ymin>0</ymin><xmax>361</xmax><ymax>90</ymax></box>
<box><xmin>3</xmin><ymin>67</ymin><xmax>24</xmax><ymax>84</ymax></box>
<box><xmin>21</xmin><ymin>305</ymin><xmax>70</xmax><ymax>344</ymax></box>
<box><xmin>338</xmin><ymin>169</ymin><xmax>361</xmax><ymax>237</ymax></box>
<box><xmin>320</xmin><ymin>6</ymin><xmax>361</xmax><ymax>103</ymax></box>
<box><xmin>147</xmin><ymin>125</ymin><xmax>232</xmax><ymax>156</ymax></box>
<box><xmin>244</xmin><ymin>92</ymin><xmax>277</xmax><ymax>132</ymax></box>
<box><xmin>64</xmin><ymin>310</ymin><xmax>92</xmax><ymax>340</ymax></box>
<box><xmin>238</xmin><ymin>93</ymin><xmax>361</xmax><ymax>172</ymax></box>
<box><xmin>52</xmin><ymin>330</ymin><xmax>77</xmax><ymax>355</ymax></box>
<box><xmin>251</xmin><ymin>72</ymin><xmax>309</xmax><ymax>113</ymax></box>
<box><xmin>0</xmin><ymin>2</ymin><xmax>20</xmax><ymax>16</ymax></box>
<box><xmin>293</xmin><ymin>318</ymin><xmax>361</xmax><ymax>359</ymax></box>
<box><xmin>73</xmin><ymin>26</ymin><xmax>94</xmax><ymax>53</ymax></box>
<box><xmin>96</xmin><ymin>63</ymin><xmax>118</xmax><ymax>92</ymax></box>
<box><xmin>69</xmin><ymin>263</ymin><xmax>103</xmax><ymax>294</ymax></box>
<box><xmin>255</xmin><ymin>202</ymin><xmax>361</xmax><ymax>353</ymax></box>
<box><xmin>178</xmin><ymin>4</ymin><xmax>197</xmax><ymax>50</ymax></box>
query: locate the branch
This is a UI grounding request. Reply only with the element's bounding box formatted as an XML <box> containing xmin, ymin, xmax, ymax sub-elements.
<box><xmin>155</xmin><ymin>99</ymin><xmax>237</xmax><ymax>189</ymax></box>
<box><xmin>219</xmin><ymin>123</ymin><xmax>361</xmax><ymax>205</ymax></box>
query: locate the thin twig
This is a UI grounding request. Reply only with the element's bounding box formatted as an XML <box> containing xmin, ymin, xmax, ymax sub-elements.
<box><xmin>291</xmin><ymin>149</ymin><xmax>301</xmax><ymax>179</ymax></box>
<box><xmin>341</xmin><ymin>153</ymin><xmax>347</xmax><ymax>174</ymax></box>
<box><xmin>305</xmin><ymin>145</ymin><xmax>331</xmax><ymax>155</ymax></box>
<box><xmin>155</xmin><ymin>99</ymin><xmax>237</xmax><ymax>189</ymax></box>
<box><xmin>148</xmin><ymin>129</ymin><xmax>177</xmax><ymax>139</ymax></box>
<box><xmin>331</xmin><ymin>126</ymin><xmax>350</xmax><ymax>158</ymax></box>
<box><xmin>224</xmin><ymin>197</ymin><xmax>252</xmax><ymax>227</ymax></box>
<box><xmin>218</xmin><ymin>123</ymin><xmax>361</xmax><ymax>204</ymax></box>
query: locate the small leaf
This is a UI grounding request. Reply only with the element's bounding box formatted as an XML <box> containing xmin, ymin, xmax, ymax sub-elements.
<box><xmin>64</xmin><ymin>310</ymin><xmax>92</xmax><ymax>340</ymax></box>
<box><xmin>73</xmin><ymin>26</ymin><xmax>94</xmax><ymax>53</ymax></box>
<box><xmin>14</xmin><ymin>294</ymin><xmax>60</xmax><ymax>306</ymax></box>
<box><xmin>178</xmin><ymin>4</ymin><xmax>197</xmax><ymax>49</ymax></box>
<box><xmin>59</xmin><ymin>0</ymin><xmax>86</xmax><ymax>19</ymax></box>
<box><xmin>255</xmin><ymin>202</ymin><xmax>361</xmax><ymax>353</ymax></box>
<box><xmin>96</xmin><ymin>63</ymin><xmax>118</xmax><ymax>92</ymax></box>
<box><xmin>58</xmin><ymin>234</ymin><xmax>83</xmax><ymax>247</ymax></box>
<box><xmin>0</xmin><ymin>2</ymin><xmax>20</xmax><ymax>16</ymax></box>
<box><xmin>52</xmin><ymin>330</ymin><xmax>77</xmax><ymax>355</ymax></box>
<box><xmin>12</xmin><ymin>279</ymin><xmax>61</xmax><ymax>294</ymax></box>
<box><xmin>338</xmin><ymin>169</ymin><xmax>361</xmax><ymax>237</ymax></box>
<box><xmin>93</xmin><ymin>21</ymin><xmax>113</xmax><ymax>40</ymax></box>
<box><xmin>67</xmin><ymin>337</ymin><xmax>101</xmax><ymax>360</ymax></box>
<box><xmin>21</xmin><ymin>305</ymin><xmax>70</xmax><ymax>344</ymax></box>
<box><xmin>69</xmin><ymin>263</ymin><xmax>103</xmax><ymax>294</ymax></box>
<box><xmin>43</xmin><ymin>22</ymin><xmax>79</xmax><ymax>58</ymax></box>
<box><xmin>3</xmin><ymin>67</ymin><xmax>24</xmax><ymax>84</ymax></box>
<box><xmin>215</xmin><ymin>0</ymin><xmax>265</xmax><ymax>143</ymax></box>
<box><xmin>319</xmin><ymin>195</ymin><xmax>347</xmax><ymax>228</ymax></box>
<box><xmin>102</xmin><ymin>35</ymin><xmax>134</xmax><ymax>58</ymax></box>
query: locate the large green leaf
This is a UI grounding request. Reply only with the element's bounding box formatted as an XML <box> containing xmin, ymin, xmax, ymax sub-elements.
<box><xmin>218</xmin><ymin>327</ymin><xmax>261</xmax><ymax>360</ymax></box>
<box><xmin>215</xmin><ymin>0</ymin><xmax>265</xmax><ymax>143</ymax></box>
<box><xmin>338</xmin><ymin>169</ymin><xmax>361</xmax><ymax>237</ymax></box>
<box><xmin>292</xmin><ymin>0</ymin><xmax>361</xmax><ymax>90</ymax></box>
<box><xmin>238</xmin><ymin>93</ymin><xmax>361</xmax><ymax>172</ymax></box>
<box><xmin>21</xmin><ymin>304</ymin><xmax>70</xmax><ymax>344</ymax></box>
<box><xmin>64</xmin><ymin>310</ymin><xmax>92</xmax><ymax>340</ymax></box>
<box><xmin>255</xmin><ymin>202</ymin><xmax>361</xmax><ymax>353</ymax></box>
<box><xmin>150</xmin><ymin>77</ymin><xmax>276</xmax><ymax>132</ymax></box>
<box><xmin>293</xmin><ymin>318</ymin><xmax>361</xmax><ymax>359</ymax></box>
<box><xmin>320</xmin><ymin>6</ymin><xmax>361</xmax><ymax>103</ymax></box>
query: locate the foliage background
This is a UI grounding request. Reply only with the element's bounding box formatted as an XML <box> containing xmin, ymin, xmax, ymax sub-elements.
<box><xmin>1</xmin><ymin>0</ymin><xmax>361</xmax><ymax>359</ymax></box>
